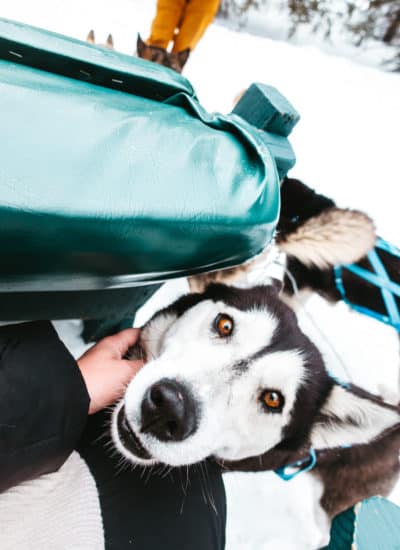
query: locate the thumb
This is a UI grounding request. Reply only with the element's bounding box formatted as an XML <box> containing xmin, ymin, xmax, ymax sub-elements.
<box><xmin>106</xmin><ymin>328</ymin><xmax>141</xmax><ymax>357</ymax></box>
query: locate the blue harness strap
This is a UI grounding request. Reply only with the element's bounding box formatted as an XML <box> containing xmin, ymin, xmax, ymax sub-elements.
<box><xmin>334</xmin><ymin>238</ymin><xmax>400</xmax><ymax>331</ymax></box>
<box><xmin>274</xmin><ymin>448</ymin><xmax>317</xmax><ymax>481</ymax></box>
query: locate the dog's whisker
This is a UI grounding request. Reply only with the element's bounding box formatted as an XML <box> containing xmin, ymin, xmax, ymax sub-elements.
<box><xmin>143</xmin><ymin>464</ymin><xmax>156</xmax><ymax>484</ymax></box>
<box><xmin>200</xmin><ymin>462</ymin><xmax>214</xmax><ymax>510</ymax></box>
<box><xmin>185</xmin><ymin>465</ymin><xmax>190</xmax><ymax>493</ymax></box>
<box><xmin>159</xmin><ymin>464</ymin><xmax>173</xmax><ymax>479</ymax></box>
<box><xmin>113</xmin><ymin>454</ymin><xmax>132</xmax><ymax>476</ymax></box>
<box><xmin>92</xmin><ymin>428</ymin><xmax>111</xmax><ymax>446</ymax></box>
<box><xmin>177</xmin><ymin>466</ymin><xmax>190</xmax><ymax>515</ymax></box>
<box><xmin>202</xmin><ymin>461</ymin><xmax>217</xmax><ymax>514</ymax></box>
<box><xmin>101</xmin><ymin>437</ymin><xmax>117</xmax><ymax>453</ymax></box>
<box><xmin>198</xmin><ymin>463</ymin><xmax>209</xmax><ymax>506</ymax></box>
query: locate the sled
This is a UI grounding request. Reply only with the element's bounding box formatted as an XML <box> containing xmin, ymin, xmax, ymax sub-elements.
<box><xmin>0</xmin><ymin>18</ymin><xmax>299</xmax><ymax>338</ymax></box>
<box><xmin>323</xmin><ymin>496</ymin><xmax>400</xmax><ymax>549</ymax></box>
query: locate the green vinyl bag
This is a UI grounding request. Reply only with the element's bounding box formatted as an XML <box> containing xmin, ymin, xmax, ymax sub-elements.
<box><xmin>0</xmin><ymin>18</ymin><xmax>298</xmax><ymax>326</ymax></box>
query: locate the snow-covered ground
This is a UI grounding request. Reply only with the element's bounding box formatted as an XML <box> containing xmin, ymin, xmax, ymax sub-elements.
<box><xmin>2</xmin><ymin>1</ymin><xmax>399</xmax><ymax>548</ymax></box>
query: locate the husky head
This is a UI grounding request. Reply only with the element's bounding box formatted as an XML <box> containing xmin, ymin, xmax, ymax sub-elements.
<box><xmin>112</xmin><ymin>284</ymin><xmax>399</xmax><ymax>470</ymax></box>
<box><xmin>136</xmin><ymin>34</ymin><xmax>190</xmax><ymax>73</ymax></box>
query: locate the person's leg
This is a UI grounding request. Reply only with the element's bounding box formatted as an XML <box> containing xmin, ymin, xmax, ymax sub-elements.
<box><xmin>173</xmin><ymin>0</ymin><xmax>220</xmax><ymax>52</ymax></box>
<box><xmin>78</xmin><ymin>410</ymin><xmax>226</xmax><ymax>550</ymax></box>
<box><xmin>147</xmin><ymin>0</ymin><xmax>187</xmax><ymax>50</ymax></box>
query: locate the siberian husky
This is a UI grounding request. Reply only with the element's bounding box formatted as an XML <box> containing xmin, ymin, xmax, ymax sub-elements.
<box><xmin>112</xmin><ymin>283</ymin><xmax>400</xmax><ymax>520</ymax></box>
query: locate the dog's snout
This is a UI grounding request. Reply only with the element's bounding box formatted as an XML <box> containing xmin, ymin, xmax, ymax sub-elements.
<box><xmin>140</xmin><ymin>379</ymin><xmax>197</xmax><ymax>442</ymax></box>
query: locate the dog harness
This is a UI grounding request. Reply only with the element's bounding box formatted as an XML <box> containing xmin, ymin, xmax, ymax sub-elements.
<box><xmin>274</xmin><ymin>449</ymin><xmax>317</xmax><ymax>481</ymax></box>
<box><xmin>334</xmin><ymin>238</ymin><xmax>400</xmax><ymax>332</ymax></box>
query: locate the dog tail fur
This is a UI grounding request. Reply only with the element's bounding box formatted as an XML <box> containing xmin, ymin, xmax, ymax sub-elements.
<box><xmin>277</xmin><ymin>208</ymin><xmax>376</xmax><ymax>269</ymax></box>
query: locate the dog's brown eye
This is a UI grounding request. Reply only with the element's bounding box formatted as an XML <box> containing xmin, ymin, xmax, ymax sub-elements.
<box><xmin>214</xmin><ymin>314</ymin><xmax>234</xmax><ymax>337</ymax></box>
<box><xmin>260</xmin><ymin>390</ymin><xmax>284</xmax><ymax>412</ymax></box>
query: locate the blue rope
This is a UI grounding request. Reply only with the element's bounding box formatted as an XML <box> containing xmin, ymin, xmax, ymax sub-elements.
<box><xmin>334</xmin><ymin>238</ymin><xmax>400</xmax><ymax>332</ymax></box>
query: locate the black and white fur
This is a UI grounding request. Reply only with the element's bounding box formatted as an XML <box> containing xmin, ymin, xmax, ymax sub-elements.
<box><xmin>112</xmin><ymin>284</ymin><xmax>400</xmax><ymax>520</ymax></box>
<box><xmin>277</xmin><ymin>177</ymin><xmax>399</xmax><ymax>324</ymax></box>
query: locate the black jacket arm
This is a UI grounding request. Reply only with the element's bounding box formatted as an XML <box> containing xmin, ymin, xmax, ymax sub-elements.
<box><xmin>0</xmin><ymin>321</ymin><xmax>90</xmax><ymax>493</ymax></box>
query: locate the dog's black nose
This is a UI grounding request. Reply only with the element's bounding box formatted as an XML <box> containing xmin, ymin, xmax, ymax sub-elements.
<box><xmin>140</xmin><ymin>378</ymin><xmax>197</xmax><ymax>442</ymax></box>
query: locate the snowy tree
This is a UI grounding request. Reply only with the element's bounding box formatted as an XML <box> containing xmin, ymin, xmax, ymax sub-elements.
<box><xmin>220</xmin><ymin>0</ymin><xmax>400</xmax><ymax>70</ymax></box>
<box><xmin>219</xmin><ymin>0</ymin><xmax>266</xmax><ymax>18</ymax></box>
<box><xmin>287</xmin><ymin>0</ymin><xmax>400</xmax><ymax>69</ymax></box>
<box><xmin>346</xmin><ymin>0</ymin><xmax>400</xmax><ymax>47</ymax></box>
<box><xmin>286</xmin><ymin>0</ymin><xmax>338</xmax><ymax>39</ymax></box>
<box><xmin>287</xmin><ymin>0</ymin><xmax>399</xmax><ymax>46</ymax></box>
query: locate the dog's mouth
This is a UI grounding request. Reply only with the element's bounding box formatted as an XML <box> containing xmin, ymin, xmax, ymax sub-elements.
<box><xmin>117</xmin><ymin>406</ymin><xmax>152</xmax><ymax>460</ymax></box>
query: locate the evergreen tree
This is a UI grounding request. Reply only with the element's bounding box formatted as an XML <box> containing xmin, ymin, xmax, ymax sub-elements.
<box><xmin>220</xmin><ymin>0</ymin><xmax>400</xmax><ymax>71</ymax></box>
<box><xmin>219</xmin><ymin>0</ymin><xmax>266</xmax><ymax>19</ymax></box>
<box><xmin>346</xmin><ymin>1</ymin><xmax>400</xmax><ymax>47</ymax></box>
<box><xmin>287</xmin><ymin>0</ymin><xmax>399</xmax><ymax>70</ymax></box>
<box><xmin>287</xmin><ymin>0</ymin><xmax>337</xmax><ymax>39</ymax></box>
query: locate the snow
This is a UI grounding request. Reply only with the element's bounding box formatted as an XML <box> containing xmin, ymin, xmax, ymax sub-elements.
<box><xmin>2</xmin><ymin>0</ymin><xmax>399</xmax><ymax>548</ymax></box>
<box><xmin>218</xmin><ymin>0</ymin><xmax>398</xmax><ymax>72</ymax></box>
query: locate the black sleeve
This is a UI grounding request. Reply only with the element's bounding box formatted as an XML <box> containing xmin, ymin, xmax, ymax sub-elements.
<box><xmin>0</xmin><ymin>321</ymin><xmax>90</xmax><ymax>493</ymax></box>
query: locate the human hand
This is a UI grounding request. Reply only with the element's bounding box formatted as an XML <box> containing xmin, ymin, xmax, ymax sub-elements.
<box><xmin>77</xmin><ymin>328</ymin><xmax>143</xmax><ymax>414</ymax></box>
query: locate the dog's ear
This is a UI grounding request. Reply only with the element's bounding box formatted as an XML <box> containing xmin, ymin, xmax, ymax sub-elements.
<box><xmin>137</xmin><ymin>33</ymin><xmax>147</xmax><ymax>57</ymax></box>
<box><xmin>310</xmin><ymin>383</ymin><xmax>400</xmax><ymax>450</ymax></box>
<box><xmin>177</xmin><ymin>48</ymin><xmax>190</xmax><ymax>69</ymax></box>
<box><xmin>277</xmin><ymin>208</ymin><xmax>376</xmax><ymax>268</ymax></box>
<box><xmin>140</xmin><ymin>309</ymin><xmax>178</xmax><ymax>359</ymax></box>
<box><xmin>87</xmin><ymin>29</ymin><xmax>95</xmax><ymax>44</ymax></box>
<box><xmin>106</xmin><ymin>33</ymin><xmax>114</xmax><ymax>49</ymax></box>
